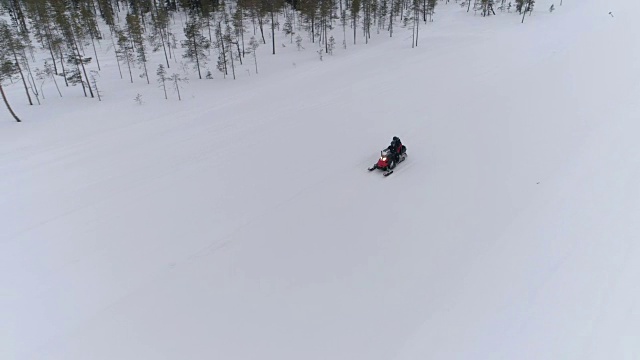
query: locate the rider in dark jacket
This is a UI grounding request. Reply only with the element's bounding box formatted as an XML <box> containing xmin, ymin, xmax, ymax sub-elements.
<box><xmin>388</xmin><ymin>136</ymin><xmax>403</xmax><ymax>162</ymax></box>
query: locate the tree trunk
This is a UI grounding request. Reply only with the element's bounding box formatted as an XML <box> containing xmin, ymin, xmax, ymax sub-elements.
<box><xmin>415</xmin><ymin>8</ymin><xmax>419</xmax><ymax>46</ymax></box>
<box><xmin>12</xmin><ymin>49</ymin><xmax>33</xmax><ymax>105</ymax></box>
<box><xmin>353</xmin><ymin>16</ymin><xmax>357</xmax><ymax>44</ymax></box>
<box><xmin>254</xmin><ymin>53</ymin><xmax>258</xmax><ymax>74</ymax></box>
<box><xmin>389</xmin><ymin>0</ymin><xmax>394</xmax><ymax>37</ymax></box>
<box><xmin>44</xmin><ymin>24</ymin><xmax>58</xmax><ymax>74</ymax></box>
<box><xmin>175</xmin><ymin>80</ymin><xmax>181</xmax><ymax>100</ymax></box>
<box><xmin>311</xmin><ymin>16</ymin><xmax>315</xmax><ymax>43</ymax></box>
<box><xmin>193</xmin><ymin>39</ymin><xmax>202</xmax><ymax>79</ymax></box>
<box><xmin>423</xmin><ymin>0</ymin><xmax>427</xmax><ymax>21</ymax></box>
<box><xmin>271</xmin><ymin>11</ymin><xmax>276</xmax><ymax>54</ymax></box>
<box><xmin>240</xmin><ymin>28</ymin><xmax>246</xmax><ymax>57</ymax></box>
<box><xmin>219</xmin><ymin>23</ymin><xmax>228</xmax><ymax>76</ymax></box>
<box><xmin>162</xmin><ymin>80</ymin><xmax>167</xmax><ymax>99</ymax></box>
<box><xmin>110</xmin><ymin>34</ymin><xmax>124</xmax><ymax>78</ymax></box>
<box><xmin>51</xmin><ymin>70</ymin><xmax>62</xmax><ymax>97</ymax></box>
<box><xmin>235</xmin><ymin>41</ymin><xmax>243</xmax><ymax>64</ymax></box>
<box><xmin>73</xmin><ymin>33</ymin><xmax>94</xmax><ymax>97</ymax></box>
<box><xmin>142</xmin><ymin>57</ymin><xmax>150</xmax><ymax>83</ymax></box>
<box><xmin>58</xmin><ymin>47</ymin><xmax>69</xmax><ymax>86</ymax></box>
<box><xmin>229</xmin><ymin>45</ymin><xmax>236</xmax><ymax>79</ymax></box>
<box><xmin>0</xmin><ymin>83</ymin><xmax>21</xmax><ymax>122</ymax></box>
<box><xmin>258</xmin><ymin>17</ymin><xmax>266</xmax><ymax>44</ymax></box>
<box><xmin>90</xmin><ymin>34</ymin><xmax>101</xmax><ymax>70</ymax></box>
<box><xmin>159</xmin><ymin>27</ymin><xmax>170</xmax><ymax>67</ymax></box>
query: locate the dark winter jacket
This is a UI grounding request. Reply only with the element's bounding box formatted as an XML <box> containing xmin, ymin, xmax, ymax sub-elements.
<box><xmin>389</xmin><ymin>138</ymin><xmax>402</xmax><ymax>154</ymax></box>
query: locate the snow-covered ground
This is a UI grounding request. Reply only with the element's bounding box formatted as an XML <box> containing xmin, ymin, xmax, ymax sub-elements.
<box><xmin>2</xmin><ymin>0</ymin><xmax>640</xmax><ymax>359</ymax></box>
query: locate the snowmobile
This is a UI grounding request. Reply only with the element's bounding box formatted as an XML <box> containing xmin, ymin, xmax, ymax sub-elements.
<box><xmin>368</xmin><ymin>145</ymin><xmax>407</xmax><ymax>176</ymax></box>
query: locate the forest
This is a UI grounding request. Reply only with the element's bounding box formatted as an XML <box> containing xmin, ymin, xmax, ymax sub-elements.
<box><xmin>0</xmin><ymin>0</ymin><xmax>537</xmax><ymax>122</ymax></box>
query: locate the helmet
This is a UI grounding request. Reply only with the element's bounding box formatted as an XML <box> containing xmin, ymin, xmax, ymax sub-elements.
<box><xmin>393</xmin><ymin>136</ymin><xmax>399</xmax><ymax>141</ymax></box>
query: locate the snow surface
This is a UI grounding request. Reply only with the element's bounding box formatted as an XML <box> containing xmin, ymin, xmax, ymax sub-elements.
<box><xmin>2</xmin><ymin>0</ymin><xmax>640</xmax><ymax>359</ymax></box>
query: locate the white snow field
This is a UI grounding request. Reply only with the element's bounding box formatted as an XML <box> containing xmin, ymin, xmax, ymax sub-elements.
<box><xmin>2</xmin><ymin>0</ymin><xmax>640</xmax><ymax>359</ymax></box>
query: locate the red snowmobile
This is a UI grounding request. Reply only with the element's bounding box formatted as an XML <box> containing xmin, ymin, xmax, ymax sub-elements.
<box><xmin>368</xmin><ymin>145</ymin><xmax>407</xmax><ymax>176</ymax></box>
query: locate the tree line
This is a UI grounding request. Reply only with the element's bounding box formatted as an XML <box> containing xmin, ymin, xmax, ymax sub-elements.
<box><xmin>0</xmin><ymin>0</ymin><xmax>541</xmax><ymax>122</ymax></box>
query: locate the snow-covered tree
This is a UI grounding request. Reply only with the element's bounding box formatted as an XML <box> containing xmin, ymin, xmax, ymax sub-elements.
<box><xmin>520</xmin><ymin>0</ymin><xmax>535</xmax><ymax>22</ymax></box>
<box><xmin>327</xmin><ymin>36</ymin><xmax>336</xmax><ymax>55</ymax></box>
<box><xmin>295</xmin><ymin>34</ymin><xmax>304</xmax><ymax>50</ymax></box>
<box><xmin>170</xmin><ymin>73</ymin><xmax>188</xmax><ymax>101</ymax></box>
<box><xmin>157</xmin><ymin>64</ymin><xmax>168</xmax><ymax>99</ymax></box>
<box><xmin>90</xmin><ymin>70</ymin><xmax>102</xmax><ymax>101</ymax></box>
<box><xmin>43</xmin><ymin>60</ymin><xmax>62</xmax><ymax>98</ymax></box>
<box><xmin>249</xmin><ymin>36</ymin><xmax>260</xmax><ymax>74</ymax></box>
<box><xmin>480</xmin><ymin>0</ymin><xmax>496</xmax><ymax>16</ymax></box>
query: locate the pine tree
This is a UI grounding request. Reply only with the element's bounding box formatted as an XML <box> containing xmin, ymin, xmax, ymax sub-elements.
<box><xmin>283</xmin><ymin>10</ymin><xmax>295</xmax><ymax>43</ymax></box>
<box><xmin>351</xmin><ymin>0</ymin><xmax>360</xmax><ymax>44</ymax></box>
<box><xmin>96</xmin><ymin>0</ymin><xmax>116</xmax><ymax>27</ymax></box>
<box><xmin>23</xmin><ymin>0</ymin><xmax>59</xmax><ymax>74</ymax></box>
<box><xmin>299</xmin><ymin>0</ymin><xmax>319</xmax><ymax>43</ymax></box>
<box><xmin>0</xmin><ymin>19</ymin><xmax>33</xmax><ymax>105</ymax></box>
<box><xmin>50</xmin><ymin>0</ymin><xmax>94</xmax><ymax>98</ymax></box>
<box><xmin>295</xmin><ymin>34</ymin><xmax>304</xmax><ymax>50</ymax></box>
<box><xmin>427</xmin><ymin>0</ymin><xmax>437</xmax><ymax>21</ymax></box>
<box><xmin>115</xmin><ymin>26</ymin><xmax>135</xmax><ymax>83</ymax></box>
<box><xmin>43</xmin><ymin>59</ymin><xmax>62</xmax><ymax>97</ymax></box>
<box><xmin>66</xmin><ymin>52</ymin><xmax>92</xmax><ymax>92</ymax></box>
<box><xmin>182</xmin><ymin>14</ymin><xmax>210</xmax><ymax>79</ymax></box>
<box><xmin>520</xmin><ymin>0</ymin><xmax>535</xmax><ymax>22</ymax></box>
<box><xmin>481</xmin><ymin>0</ymin><xmax>495</xmax><ymax>16</ymax></box>
<box><xmin>149</xmin><ymin>0</ymin><xmax>172</xmax><ymax>68</ymax></box>
<box><xmin>378</xmin><ymin>0</ymin><xmax>388</xmax><ymax>32</ymax></box>
<box><xmin>34</xmin><ymin>67</ymin><xmax>47</xmax><ymax>100</ymax></box>
<box><xmin>340</xmin><ymin>9</ymin><xmax>348</xmax><ymax>46</ymax></box>
<box><xmin>248</xmin><ymin>36</ymin><xmax>260</xmax><ymax>74</ymax></box>
<box><xmin>67</xmin><ymin>1</ymin><xmax>95</xmax><ymax>98</ymax></box>
<box><xmin>89</xmin><ymin>70</ymin><xmax>102</xmax><ymax>101</ymax></box>
<box><xmin>327</xmin><ymin>35</ymin><xmax>335</xmax><ymax>55</ymax></box>
<box><xmin>319</xmin><ymin>0</ymin><xmax>334</xmax><ymax>52</ymax></box>
<box><xmin>0</xmin><ymin>39</ymin><xmax>21</xmax><ymax>122</ymax></box>
<box><xmin>214</xmin><ymin>20</ymin><xmax>228</xmax><ymax>77</ymax></box>
<box><xmin>157</xmin><ymin>64</ymin><xmax>168</xmax><ymax>99</ymax></box>
<box><xmin>262</xmin><ymin>0</ymin><xmax>284</xmax><ymax>55</ymax></box>
<box><xmin>48</xmin><ymin>0</ymin><xmax>71</xmax><ymax>87</ymax></box>
<box><xmin>126</xmin><ymin>13</ymin><xmax>150</xmax><ymax>84</ymax></box>
<box><xmin>233</xmin><ymin>6</ymin><xmax>247</xmax><ymax>57</ymax></box>
<box><xmin>408</xmin><ymin>0</ymin><xmax>421</xmax><ymax>48</ymax></box>
<box><xmin>78</xmin><ymin>0</ymin><xmax>102</xmax><ymax>71</ymax></box>
<box><xmin>169</xmin><ymin>73</ymin><xmax>187</xmax><ymax>100</ymax></box>
<box><xmin>224</xmin><ymin>19</ymin><xmax>237</xmax><ymax>79</ymax></box>
<box><xmin>361</xmin><ymin>0</ymin><xmax>373</xmax><ymax>44</ymax></box>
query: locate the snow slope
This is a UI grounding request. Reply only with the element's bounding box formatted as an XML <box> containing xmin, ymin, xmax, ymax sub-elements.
<box><xmin>2</xmin><ymin>0</ymin><xmax>640</xmax><ymax>359</ymax></box>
